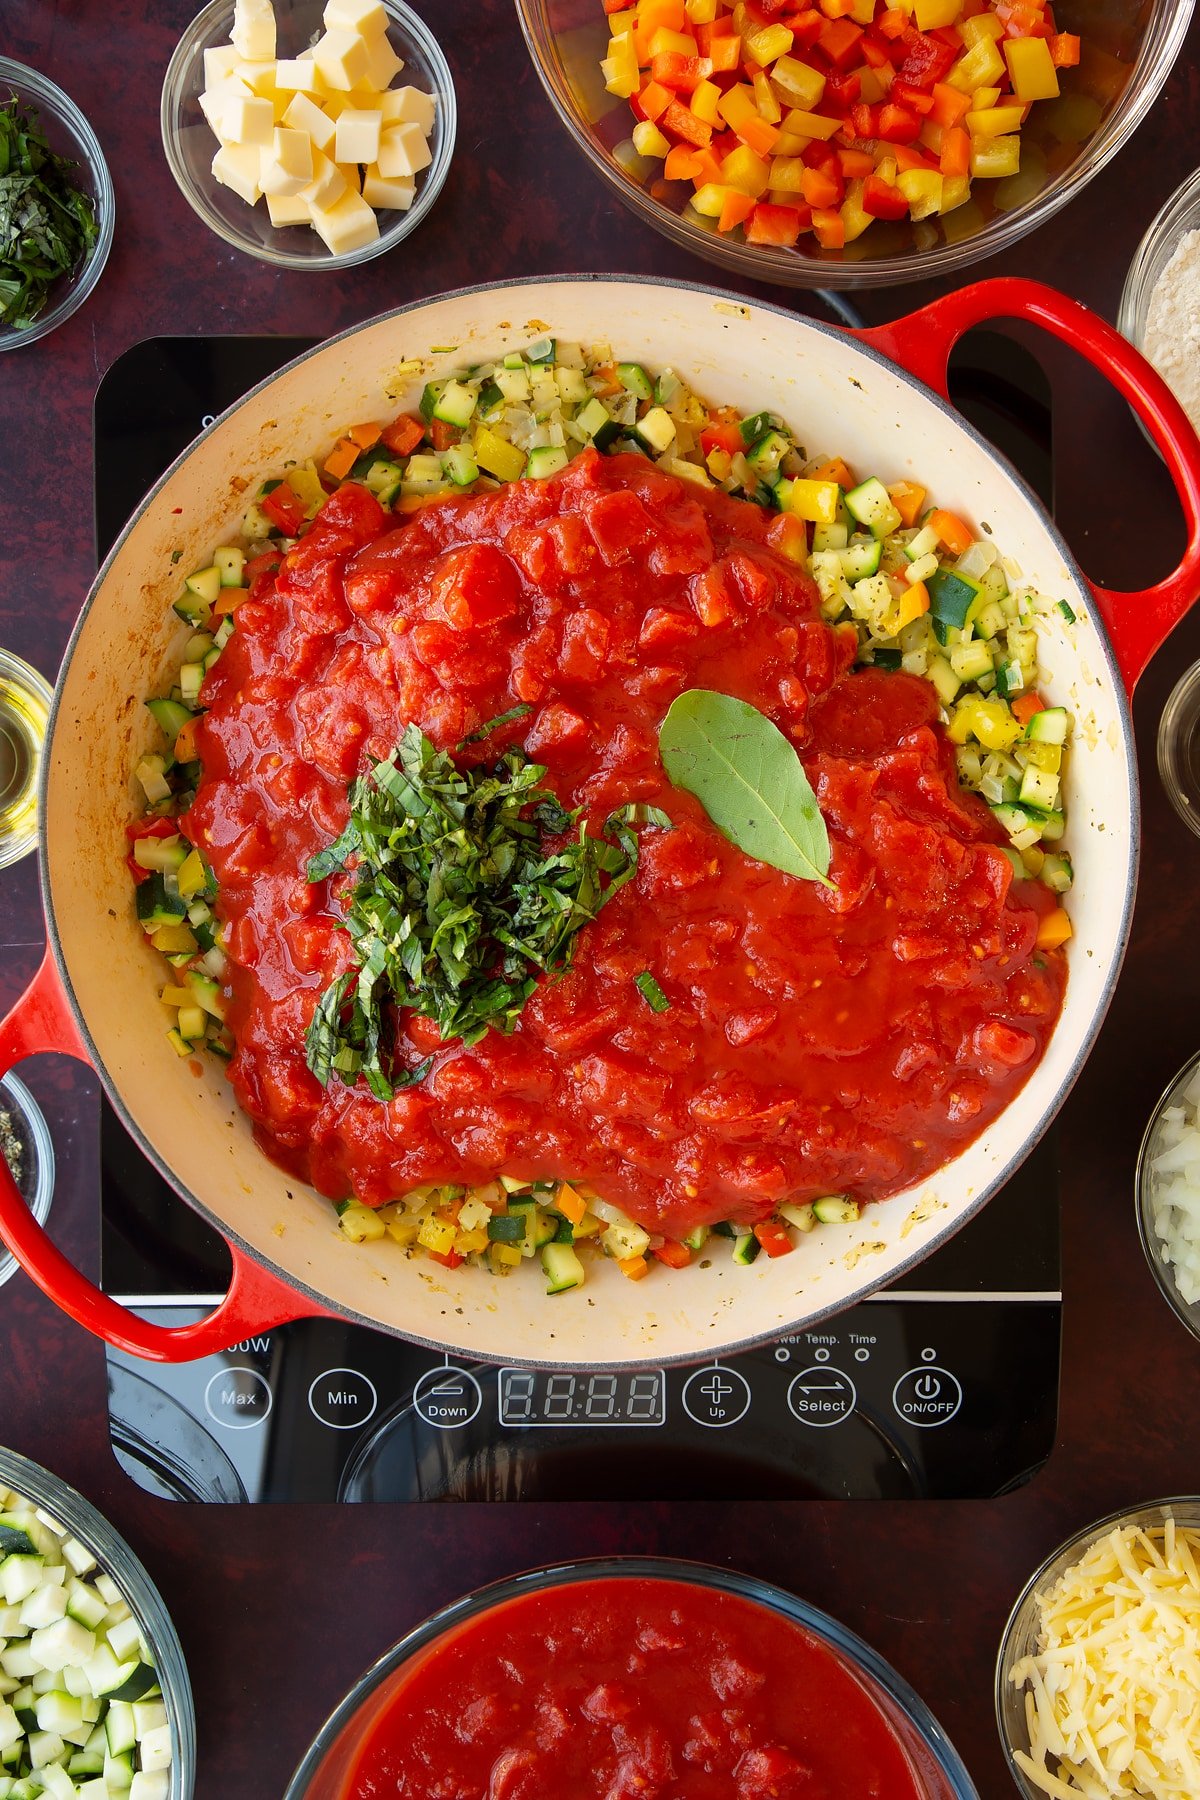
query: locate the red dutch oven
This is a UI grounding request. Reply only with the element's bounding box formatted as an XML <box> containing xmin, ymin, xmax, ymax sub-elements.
<box><xmin>1</xmin><ymin>275</ymin><xmax>1198</xmax><ymax>1369</ymax></box>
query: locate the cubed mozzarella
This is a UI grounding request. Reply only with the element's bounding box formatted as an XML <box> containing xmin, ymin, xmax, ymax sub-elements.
<box><xmin>231</xmin><ymin>0</ymin><xmax>276</xmax><ymax>60</ymax></box>
<box><xmin>308</xmin><ymin>188</ymin><xmax>379</xmax><ymax>254</ymax></box>
<box><xmin>362</xmin><ymin>164</ymin><xmax>415</xmax><ymax>210</ymax></box>
<box><xmin>311</xmin><ymin>27</ymin><xmax>373</xmax><ymax>90</ymax></box>
<box><xmin>283</xmin><ymin>91</ymin><xmax>336</xmax><ymax>152</ymax></box>
<box><xmin>302</xmin><ymin>148</ymin><xmax>348</xmax><ymax>210</ymax></box>
<box><xmin>220</xmin><ymin>92</ymin><xmax>275</xmax><ymax>146</ymax></box>
<box><xmin>378</xmin><ymin>84</ymin><xmax>435</xmax><ymax>132</ymax></box>
<box><xmin>334</xmin><ymin>107</ymin><xmax>382</xmax><ymax>165</ymax></box>
<box><xmin>376</xmin><ymin>120</ymin><xmax>431</xmax><ymax>178</ymax></box>
<box><xmin>323</xmin><ymin>0</ymin><xmax>388</xmax><ymax>37</ymax></box>
<box><xmin>211</xmin><ymin>142</ymin><xmax>263</xmax><ymax>205</ymax></box>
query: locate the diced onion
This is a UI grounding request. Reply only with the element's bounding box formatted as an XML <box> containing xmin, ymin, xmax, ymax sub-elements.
<box><xmin>1147</xmin><ymin>1075</ymin><xmax>1200</xmax><ymax>1305</ymax></box>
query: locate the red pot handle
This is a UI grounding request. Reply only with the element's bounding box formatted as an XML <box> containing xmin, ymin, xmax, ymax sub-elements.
<box><xmin>0</xmin><ymin>950</ymin><xmax>326</xmax><ymax>1362</ymax></box>
<box><xmin>852</xmin><ymin>276</ymin><xmax>1200</xmax><ymax>695</ymax></box>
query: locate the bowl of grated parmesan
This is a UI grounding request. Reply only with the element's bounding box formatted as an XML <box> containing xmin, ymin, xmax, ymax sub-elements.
<box><xmin>1119</xmin><ymin>167</ymin><xmax>1200</xmax><ymax>449</ymax></box>
<box><xmin>996</xmin><ymin>1499</ymin><xmax>1200</xmax><ymax>1800</ymax></box>
<box><xmin>1135</xmin><ymin>1049</ymin><xmax>1200</xmax><ymax>1337</ymax></box>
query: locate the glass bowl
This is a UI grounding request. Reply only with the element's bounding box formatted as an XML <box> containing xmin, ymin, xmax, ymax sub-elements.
<box><xmin>1156</xmin><ymin>660</ymin><xmax>1200</xmax><ymax>843</ymax></box>
<box><xmin>1118</xmin><ymin>163</ymin><xmax>1200</xmax><ymax>432</ymax></box>
<box><xmin>160</xmin><ymin>0</ymin><xmax>456</xmax><ymax>269</ymax></box>
<box><xmin>995</xmin><ymin>1498</ymin><xmax>1200</xmax><ymax>1798</ymax></box>
<box><xmin>1135</xmin><ymin>1046</ymin><xmax>1200</xmax><ymax>1338</ymax></box>
<box><xmin>285</xmin><ymin>1557</ymin><xmax>978</xmax><ymax>1799</ymax></box>
<box><xmin>0</xmin><ymin>1445</ymin><xmax>196</xmax><ymax>1800</ymax></box>
<box><xmin>0</xmin><ymin>1072</ymin><xmax>55</xmax><ymax>1291</ymax></box>
<box><xmin>0</xmin><ymin>59</ymin><xmax>114</xmax><ymax>350</ymax></box>
<box><xmin>515</xmin><ymin>0</ymin><xmax>1195</xmax><ymax>289</ymax></box>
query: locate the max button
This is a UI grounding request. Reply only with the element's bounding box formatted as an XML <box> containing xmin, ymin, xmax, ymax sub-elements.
<box><xmin>308</xmin><ymin>1368</ymin><xmax>378</xmax><ymax>1430</ymax></box>
<box><xmin>204</xmin><ymin>1366</ymin><xmax>272</xmax><ymax>1431</ymax></box>
<box><xmin>681</xmin><ymin>1366</ymin><xmax>751</xmax><ymax>1428</ymax></box>
<box><xmin>892</xmin><ymin>1365</ymin><xmax>962</xmax><ymax>1427</ymax></box>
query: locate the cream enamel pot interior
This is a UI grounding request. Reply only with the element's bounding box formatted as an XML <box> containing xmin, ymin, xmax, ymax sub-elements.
<box><xmin>3</xmin><ymin>275</ymin><xmax>1200</xmax><ymax>1368</ymax></box>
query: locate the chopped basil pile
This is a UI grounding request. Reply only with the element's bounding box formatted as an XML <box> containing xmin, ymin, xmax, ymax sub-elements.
<box><xmin>305</xmin><ymin>720</ymin><xmax>668</xmax><ymax>1098</ymax></box>
<box><xmin>0</xmin><ymin>94</ymin><xmax>99</xmax><ymax>329</ymax></box>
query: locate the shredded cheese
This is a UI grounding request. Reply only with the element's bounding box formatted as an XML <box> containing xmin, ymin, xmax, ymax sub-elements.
<box><xmin>1009</xmin><ymin>1522</ymin><xmax>1200</xmax><ymax>1799</ymax></box>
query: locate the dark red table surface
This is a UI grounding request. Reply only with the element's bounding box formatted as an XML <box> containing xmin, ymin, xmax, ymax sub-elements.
<box><xmin>4</xmin><ymin>3</ymin><xmax>1200</xmax><ymax>1796</ymax></box>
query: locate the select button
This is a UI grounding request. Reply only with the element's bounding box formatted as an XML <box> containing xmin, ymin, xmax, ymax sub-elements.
<box><xmin>308</xmin><ymin>1368</ymin><xmax>378</xmax><ymax>1430</ymax></box>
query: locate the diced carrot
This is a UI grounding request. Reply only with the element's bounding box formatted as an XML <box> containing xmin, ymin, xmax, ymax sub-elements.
<box><xmin>928</xmin><ymin>507</ymin><xmax>975</xmax><ymax>556</ymax></box>
<box><xmin>555</xmin><ymin>1183</ymin><xmax>588</xmax><ymax>1226</ymax></box>
<box><xmin>1036</xmin><ymin>907</ymin><xmax>1072</xmax><ymax>950</ymax></box>
<box><xmin>381</xmin><ymin>413</ymin><xmax>425</xmax><ymax>456</ymax></box>
<box><xmin>323</xmin><ymin>437</ymin><xmax>359</xmax><ymax>481</ymax></box>
<box><xmin>638</xmin><ymin>78</ymin><xmax>673</xmax><ymax>119</ymax></box>
<box><xmin>707</xmin><ymin>30</ymin><xmax>743</xmax><ymax>69</ymax></box>
<box><xmin>1011</xmin><ymin>690</ymin><xmax>1046</xmax><ymax>726</ymax></box>
<box><xmin>753</xmin><ymin>1220</ymin><xmax>795</xmax><ymax>1258</ymax></box>
<box><xmin>346</xmin><ymin>421</ymin><xmax>382</xmax><ymax>451</ymax></box>
<box><xmin>809</xmin><ymin>455</ymin><xmax>855</xmax><ymax>487</ymax></box>
<box><xmin>887</xmin><ymin>480</ymin><xmax>926</xmax><ymax>526</ymax></box>
<box><xmin>617</xmin><ymin>1254</ymin><xmax>651</xmax><ymax>1281</ymax></box>
<box><xmin>939</xmin><ymin>125</ymin><xmax>970</xmax><ymax>177</ymax></box>
<box><xmin>718</xmin><ymin>187</ymin><xmax>756</xmax><ymax>231</ymax></box>
<box><xmin>1049</xmin><ymin>31</ymin><xmax>1080</xmax><ymax>65</ymax></box>
<box><xmin>661</xmin><ymin>99</ymin><xmax>713</xmax><ymax>146</ymax></box>
<box><xmin>652</xmin><ymin>1240</ymin><xmax>693</xmax><ymax>1269</ymax></box>
<box><xmin>664</xmin><ymin>143</ymin><xmax>700</xmax><ymax>180</ymax></box>
<box><xmin>172</xmin><ymin>716</ymin><xmax>202</xmax><ymax>763</ymax></box>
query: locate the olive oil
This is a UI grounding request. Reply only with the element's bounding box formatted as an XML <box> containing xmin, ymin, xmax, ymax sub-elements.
<box><xmin>0</xmin><ymin>653</ymin><xmax>51</xmax><ymax>870</ymax></box>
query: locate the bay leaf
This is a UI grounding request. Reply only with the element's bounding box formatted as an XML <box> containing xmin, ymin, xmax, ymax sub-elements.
<box><xmin>659</xmin><ymin>689</ymin><xmax>833</xmax><ymax>887</ymax></box>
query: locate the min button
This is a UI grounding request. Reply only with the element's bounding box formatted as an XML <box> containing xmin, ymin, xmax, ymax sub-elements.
<box><xmin>308</xmin><ymin>1368</ymin><xmax>378</xmax><ymax>1430</ymax></box>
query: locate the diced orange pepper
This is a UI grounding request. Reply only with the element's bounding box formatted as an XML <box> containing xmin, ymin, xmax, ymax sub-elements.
<box><xmin>661</xmin><ymin>99</ymin><xmax>713</xmax><ymax>146</ymax></box>
<box><xmin>172</xmin><ymin>715</ymin><xmax>202</xmax><ymax>763</ymax></box>
<box><xmin>800</xmin><ymin>165</ymin><xmax>841</xmax><ymax>207</ymax></box>
<box><xmin>381</xmin><ymin>413</ymin><xmax>425</xmax><ymax>456</ymax></box>
<box><xmin>323</xmin><ymin>438</ymin><xmax>359</xmax><ymax>481</ymax></box>
<box><xmin>812</xmin><ymin>207</ymin><xmax>845</xmax><ymax>248</ymax></box>
<box><xmin>876</xmin><ymin>5</ymin><xmax>908</xmax><ymax>33</ymax></box>
<box><xmin>809</xmin><ymin>455</ymin><xmax>856</xmax><ymax>488</ymax></box>
<box><xmin>929</xmin><ymin>81</ymin><xmax>971</xmax><ymax>126</ymax></box>
<box><xmin>939</xmin><ymin>126</ymin><xmax>970</xmax><ymax>177</ymax></box>
<box><xmin>617</xmin><ymin>1254</ymin><xmax>650</xmax><ymax>1281</ymax></box>
<box><xmin>664</xmin><ymin>144</ymin><xmax>700</xmax><ymax>180</ymax></box>
<box><xmin>766</xmin><ymin>512</ymin><xmax>809</xmax><ymax>562</ymax></box>
<box><xmin>690</xmin><ymin>145</ymin><xmax>725</xmax><ymax>184</ymax></box>
<box><xmin>555</xmin><ymin>1184</ymin><xmax>588</xmax><ymax>1226</ymax></box>
<box><xmin>1011</xmin><ymin>690</ymin><xmax>1046</xmax><ymax>726</ymax></box>
<box><xmin>1036</xmin><ymin>907</ymin><xmax>1072</xmax><ymax>950</ymax></box>
<box><xmin>717</xmin><ymin>85</ymin><xmax>780</xmax><ymax>157</ymax></box>
<box><xmin>887</xmin><ymin>480</ymin><xmax>927</xmax><ymax>526</ymax></box>
<box><xmin>745</xmin><ymin>202</ymin><xmax>804</xmax><ymax>245</ymax></box>
<box><xmin>652</xmin><ymin>1240</ymin><xmax>693</xmax><ymax>1269</ymax></box>
<box><xmin>718</xmin><ymin>187</ymin><xmax>756</xmax><ymax>231</ymax></box>
<box><xmin>638</xmin><ymin>78</ymin><xmax>673</xmax><ymax>120</ymax></box>
<box><xmin>651</xmin><ymin>50</ymin><xmax>707</xmax><ymax>89</ymax></box>
<box><xmin>837</xmin><ymin>146</ymin><xmax>875</xmax><ymax>178</ymax></box>
<box><xmin>590</xmin><ymin>362</ymin><xmax>624</xmax><ymax>397</ymax></box>
<box><xmin>928</xmin><ymin>507</ymin><xmax>975</xmax><ymax>556</ymax></box>
<box><xmin>346</xmin><ymin>421</ymin><xmax>382</xmax><ymax>451</ymax></box>
<box><xmin>1050</xmin><ymin>31</ymin><xmax>1080</xmax><ymax>65</ymax></box>
<box><xmin>602</xmin><ymin>0</ymin><xmax>628</xmax><ymax>12</ymax></box>
<box><xmin>707</xmin><ymin>31</ymin><xmax>743</xmax><ymax>70</ymax></box>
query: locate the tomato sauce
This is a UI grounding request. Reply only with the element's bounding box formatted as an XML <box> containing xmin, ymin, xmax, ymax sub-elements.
<box><xmin>186</xmin><ymin>451</ymin><xmax>1066</xmax><ymax>1236</ymax></box>
<box><xmin>340</xmin><ymin>1576</ymin><xmax>924</xmax><ymax>1800</ymax></box>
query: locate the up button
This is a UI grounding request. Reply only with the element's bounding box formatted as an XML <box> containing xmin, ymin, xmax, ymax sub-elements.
<box><xmin>892</xmin><ymin>1364</ymin><xmax>962</xmax><ymax>1428</ymax></box>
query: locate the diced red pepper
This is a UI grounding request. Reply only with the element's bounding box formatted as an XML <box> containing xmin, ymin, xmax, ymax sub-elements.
<box><xmin>245</xmin><ymin>550</ymin><xmax>283</xmax><ymax>594</ymax></box>
<box><xmin>428</xmin><ymin>1248</ymin><xmax>464</xmax><ymax>1269</ymax></box>
<box><xmin>127</xmin><ymin>815</ymin><xmax>180</xmax><ymax>842</ymax></box>
<box><xmin>875</xmin><ymin>7</ymin><xmax>909</xmax><ymax>38</ymax></box>
<box><xmin>706</xmin><ymin>31</ymin><xmax>742</xmax><ymax>69</ymax></box>
<box><xmin>850</xmin><ymin>101</ymin><xmax>880</xmax><ymax>139</ymax></box>
<box><xmin>259</xmin><ymin>481</ymin><xmax>306</xmax><ymax>536</ymax></box>
<box><xmin>862</xmin><ymin>173</ymin><xmax>909</xmax><ymax>219</ymax></box>
<box><xmin>652</xmin><ymin>1240</ymin><xmax>693</xmax><ymax>1269</ymax></box>
<box><xmin>660</xmin><ymin>99</ymin><xmax>712</xmax><ymax>146</ymax></box>
<box><xmin>823</xmin><ymin>69</ymin><xmax>861</xmax><ymax>110</ymax></box>
<box><xmin>859</xmin><ymin>34</ymin><xmax>894</xmax><ymax>67</ymax></box>
<box><xmin>876</xmin><ymin>101</ymin><xmax>922</xmax><ymax>143</ymax></box>
<box><xmin>816</xmin><ymin>16</ymin><xmax>863</xmax><ymax>68</ymax></box>
<box><xmin>381</xmin><ymin>413</ymin><xmax>425</xmax><ymax>457</ymax></box>
<box><xmin>811</xmin><ymin>206</ymin><xmax>845</xmax><ymax>248</ymax></box>
<box><xmin>650</xmin><ymin>50</ymin><xmax>706</xmax><ymax>89</ymax></box>
<box><xmin>836</xmin><ymin>145</ymin><xmax>875</xmax><ymax>177</ymax></box>
<box><xmin>788</xmin><ymin>7</ymin><xmax>825</xmax><ymax>47</ymax></box>
<box><xmin>745</xmin><ymin>203</ymin><xmax>805</xmax><ymax>246</ymax></box>
<box><xmin>701</xmin><ymin>420</ymin><xmax>745</xmax><ymax>456</ymax></box>
<box><xmin>895</xmin><ymin>30</ymin><xmax>959</xmax><ymax>88</ymax></box>
<box><xmin>753</xmin><ymin>1220</ymin><xmax>795</xmax><ymax>1258</ymax></box>
<box><xmin>893</xmin><ymin>141</ymin><xmax>939</xmax><ymax>171</ymax></box>
<box><xmin>429</xmin><ymin>418</ymin><xmax>461</xmax><ymax>453</ymax></box>
<box><xmin>890</xmin><ymin>78</ymin><xmax>936</xmax><ymax>114</ymax></box>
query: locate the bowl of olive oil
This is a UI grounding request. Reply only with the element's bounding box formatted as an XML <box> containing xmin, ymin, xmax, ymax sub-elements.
<box><xmin>0</xmin><ymin>649</ymin><xmax>52</xmax><ymax>869</ymax></box>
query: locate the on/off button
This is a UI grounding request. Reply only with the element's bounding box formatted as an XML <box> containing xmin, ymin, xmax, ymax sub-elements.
<box><xmin>892</xmin><ymin>1366</ymin><xmax>962</xmax><ymax>1427</ymax></box>
<box><xmin>307</xmin><ymin>1368</ymin><xmax>378</xmax><ymax>1430</ymax></box>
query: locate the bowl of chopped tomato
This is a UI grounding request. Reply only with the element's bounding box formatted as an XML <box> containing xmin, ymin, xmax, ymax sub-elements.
<box><xmin>515</xmin><ymin>0</ymin><xmax>1193</xmax><ymax>285</ymax></box>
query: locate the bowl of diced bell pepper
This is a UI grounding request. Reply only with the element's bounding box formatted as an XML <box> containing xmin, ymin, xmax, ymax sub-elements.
<box><xmin>515</xmin><ymin>0</ymin><xmax>1194</xmax><ymax>286</ymax></box>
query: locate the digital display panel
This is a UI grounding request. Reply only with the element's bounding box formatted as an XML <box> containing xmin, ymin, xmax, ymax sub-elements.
<box><xmin>498</xmin><ymin>1368</ymin><xmax>666</xmax><ymax>1427</ymax></box>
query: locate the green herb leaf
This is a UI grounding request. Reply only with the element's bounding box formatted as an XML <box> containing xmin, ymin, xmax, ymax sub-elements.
<box><xmin>304</xmin><ymin>724</ymin><xmax>664</xmax><ymax>1097</ymax></box>
<box><xmin>658</xmin><ymin>689</ymin><xmax>833</xmax><ymax>887</ymax></box>
<box><xmin>0</xmin><ymin>94</ymin><xmax>99</xmax><ymax>330</ymax></box>
<box><xmin>634</xmin><ymin>971</ymin><xmax>670</xmax><ymax>1013</ymax></box>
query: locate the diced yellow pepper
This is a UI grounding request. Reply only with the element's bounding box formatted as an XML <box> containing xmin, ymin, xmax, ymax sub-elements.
<box><xmin>969</xmin><ymin>85</ymin><xmax>1002</xmax><ymax>110</ymax></box>
<box><xmin>720</xmin><ymin>144</ymin><xmax>772</xmax><ymax>195</ymax></box>
<box><xmin>971</xmin><ymin>696</ymin><xmax>1023</xmax><ymax>750</ymax></box>
<box><xmin>691</xmin><ymin>181</ymin><xmax>730</xmax><ymax>216</ymax></box>
<box><xmin>606</xmin><ymin>9</ymin><xmax>635</xmax><ymax>33</ymax></box>
<box><xmin>771</xmin><ymin>56</ymin><xmax>825</xmax><ymax>110</ymax></box>
<box><xmin>691</xmin><ymin>77</ymin><xmax>721</xmax><ymax>123</ymax></box>
<box><xmin>176</xmin><ymin>848</ymin><xmax>209</xmax><ymax>900</ymax></box>
<box><xmin>1004</xmin><ymin>35</ymin><xmax>1060</xmax><ymax>102</ymax></box>
<box><xmin>649</xmin><ymin>25</ymin><xmax>696</xmax><ymax>56</ymax></box>
<box><xmin>490</xmin><ymin>1241</ymin><xmax>523</xmax><ymax>1269</ymax></box>
<box><xmin>165</xmin><ymin>1028</ymin><xmax>191</xmax><ymax>1058</ymax></box>
<box><xmin>632</xmin><ymin>119</ymin><xmax>671</xmax><ymax>158</ymax></box>
<box><xmin>781</xmin><ymin>107</ymin><xmax>842</xmax><ymax>141</ymax></box>
<box><xmin>847</xmin><ymin>0</ymin><xmax>875</xmax><ymax>22</ymax></box>
<box><xmin>959</xmin><ymin>12</ymin><xmax>1004</xmax><ymax>44</ymax></box>
<box><xmin>706</xmin><ymin>445</ymin><xmax>733</xmax><ymax>480</ymax></box>
<box><xmin>151</xmin><ymin>922</ymin><xmax>198</xmax><ymax>956</ymax></box>
<box><xmin>338</xmin><ymin>1201</ymin><xmax>387</xmax><ymax>1243</ymax></box>
<box><xmin>417</xmin><ymin>1213</ymin><xmax>459</xmax><ymax>1255</ymax></box>
<box><xmin>897</xmin><ymin>168</ymin><xmax>943</xmax><ymax>219</ymax></box>
<box><xmin>840</xmin><ymin>179</ymin><xmax>873</xmax><ymax>243</ymax></box>
<box><xmin>1023</xmin><ymin>740</ymin><xmax>1062</xmax><ymax>774</ymax></box>
<box><xmin>767</xmin><ymin>154</ymin><xmax>805</xmax><ymax>192</ymax></box>
<box><xmin>940</xmin><ymin>174</ymin><xmax>971</xmax><ymax>213</ymax></box>
<box><xmin>914</xmin><ymin>0</ymin><xmax>961</xmax><ymax>26</ymax></box>
<box><xmin>685</xmin><ymin>0</ymin><xmax>718</xmax><ymax>20</ymax></box>
<box><xmin>601</xmin><ymin>33</ymin><xmax>639</xmax><ymax>98</ymax></box>
<box><xmin>751</xmin><ymin>69</ymin><xmax>782</xmax><ymax>123</ymax></box>
<box><xmin>160</xmin><ymin>985</ymin><xmax>193</xmax><ymax>1009</ymax></box>
<box><xmin>946</xmin><ymin>37</ymin><xmax>1006</xmax><ymax>94</ymax></box>
<box><xmin>970</xmin><ymin>134</ymin><xmax>1021</xmax><ymax>179</ymax></box>
<box><xmin>454</xmin><ymin>1226</ymin><xmax>490</xmax><ymax>1255</ymax></box>
<box><xmin>286</xmin><ymin>461</ymin><xmax>326</xmax><ymax>516</ymax></box>
<box><xmin>967</xmin><ymin>105</ymin><xmax>1026</xmax><ymax>138</ymax></box>
<box><xmin>744</xmin><ymin>23</ymin><xmax>793</xmax><ymax>64</ymax></box>
<box><xmin>787</xmin><ymin>478</ymin><xmax>841</xmax><ymax>525</ymax></box>
<box><xmin>473</xmin><ymin>428</ymin><xmax>527</xmax><ymax>481</ymax></box>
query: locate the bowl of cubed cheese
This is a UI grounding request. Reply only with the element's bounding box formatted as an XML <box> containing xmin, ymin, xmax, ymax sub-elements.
<box><xmin>161</xmin><ymin>0</ymin><xmax>455</xmax><ymax>266</ymax></box>
<box><xmin>0</xmin><ymin>1446</ymin><xmax>195</xmax><ymax>1800</ymax></box>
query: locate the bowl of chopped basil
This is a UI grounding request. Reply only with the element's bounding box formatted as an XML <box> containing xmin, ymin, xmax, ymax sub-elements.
<box><xmin>0</xmin><ymin>59</ymin><xmax>114</xmax><ymax>350</ymax></box>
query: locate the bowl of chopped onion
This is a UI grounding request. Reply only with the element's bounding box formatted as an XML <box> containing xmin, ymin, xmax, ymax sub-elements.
<box><xmin>996</xmin><ymin>1498</ymin><xmax>1200</xmax><ymax>1799</ymax></box>
<box><xmin>1136</xmin><ymin>1049</ymin><xmax>1200</xmax><ymax>1340</ymax></box>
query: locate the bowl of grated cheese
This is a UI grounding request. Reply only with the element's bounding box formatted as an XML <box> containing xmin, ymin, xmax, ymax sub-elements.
<box><xmin>1119</xmin><ymin>167</ymin><xmax>1200</xmax><ymax>450</ymax></box>
<box><xmin>996</xmin><ymin>1499</ymin><xmax>1200</xmax><ymax>1800</ymax></box>
<box><xmin>1136</xmin><ymin>1049</ymin><xmax>1200</xmax><ymax>1337</ymax></box>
